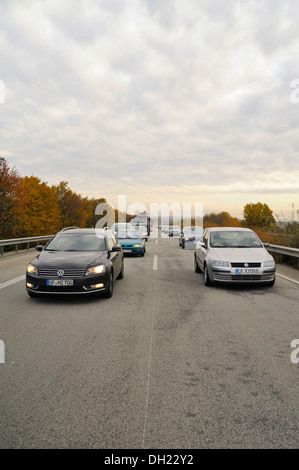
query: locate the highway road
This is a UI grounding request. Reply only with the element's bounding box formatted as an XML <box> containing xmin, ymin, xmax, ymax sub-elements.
<box><xmin>0</xmin><ymin>237</ymin><xmax>298</xmax><ymax>449</ymax></box>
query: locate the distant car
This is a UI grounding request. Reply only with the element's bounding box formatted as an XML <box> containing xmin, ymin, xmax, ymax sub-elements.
<box><xmin>26</xmin><ymin>228</ymin><xmax>124</xmax><ymax>297</ymax></box>
<box><xmin>194</xmin><ymin>227</ymin><xmax>276</xmax><ymax>287</ymax></box>
<box><xmin>180</xmin><ymin>226</ymin><xmax>203</xmax><ymax>248</ymax></box>
<box><xmin>116</xmin><ymin>230</ymin><xmax>146</xmax><ymax>256</ymax></box>
<box><xmin>110</xmin><ymin>222</ymin><xmax>133</xmax><ymax>234</ymax></box>
<box><xmin>168</xmin><ymin>225</ymin><xmax>181</xmax><ymax>237</ymax></box>
<box><xmin>131</xmin><ymin>222</ymin><xmax>148</xmax><ymax>241</ymax></box>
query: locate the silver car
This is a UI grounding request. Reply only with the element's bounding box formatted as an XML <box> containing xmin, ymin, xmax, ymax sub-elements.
<box><xmin>194</xmin><ymin>227</ymin><xmax>276</xmax><ymax>286</ymax></box>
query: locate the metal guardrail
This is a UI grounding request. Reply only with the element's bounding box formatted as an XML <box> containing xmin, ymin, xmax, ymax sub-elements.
<box><xmin>267</xmin><ymin>244</ymin><xmax>299</xmax><ymax>258</ymax></box>
<box><xmin>0</xmin><ymin>235</ymin><xmax>53</xmax><ymax>255</ymax></box>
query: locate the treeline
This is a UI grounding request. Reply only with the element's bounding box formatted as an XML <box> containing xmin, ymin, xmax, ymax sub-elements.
<box><xmin>0</xmin><ymin>157</ymin><xmax>123</xmax><ymax>239</ymax></box>
<box><xmin>204</xmin><ymin>205</ymin><xmax>299</xmax><ymax>249</ymax></box>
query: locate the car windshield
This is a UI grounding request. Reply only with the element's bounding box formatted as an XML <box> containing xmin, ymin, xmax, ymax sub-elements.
<box><xmin>112</xmin><ymin>224</ymin><xmax>130</xmax><ymax>231</ymax></box>
<box><xmin>117</xmin><ymin>230</ymin><xmax>141</xmax><ymax>239</ymax></box>
<box><xmin>46</xmin><ymin>233</ymin><xmax>106</xmax><ymax>251</ymax></box>
<box><xmin>210</xmin><ymin>231</ymin><xmax>263</xmax><ymax>248</ymax></box>
<box><xmin>184</xmin><ymin>226</ymin><xmax>202</xmax><ymax>233</ymax></box>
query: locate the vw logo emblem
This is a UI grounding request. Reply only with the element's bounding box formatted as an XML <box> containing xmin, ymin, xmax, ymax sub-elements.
<box><xmin>244</xmin><ymin>263</ymin><xmax>249</xmax><ymax>267</ymax></box>
<box><xmin>57</xmin><ymin>269</ymin><xmax>64</xmax><ymax>277</ymax></box>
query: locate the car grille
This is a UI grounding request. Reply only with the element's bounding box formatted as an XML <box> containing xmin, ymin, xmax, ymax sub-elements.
<box><xmin>214</xmin><ymin>273</ymin><xmax>274</xmax><ymax>282</ymax></box>
<box><xmin>230</xmin><ymin>262</ymin><xmax>261</xmax><ymax>267</ymax></box>
<box><xmin>121</xmin><ymin>244</ymin><xmax>134</xmax><ymax>248</ymax></box>
<box><xmin>38</xmin><ymin>268</ymin><xmax>86</xmax><ymax>278</ymax></box>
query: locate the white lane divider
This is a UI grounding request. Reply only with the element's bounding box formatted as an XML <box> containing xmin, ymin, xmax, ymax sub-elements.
<box><xmin>0</xmin><ymin>275</ymin><xmax>25</xmax><ymax>290</ymax></box>
<box><xmin>153</xmin><ymin>255</ymin><xmax>158</xmax><ymax>270</ymax></box>
<box><xmin>276</xmin><ymin>273</ymin><xmax>299</xmax><ymax>286</ymax></box>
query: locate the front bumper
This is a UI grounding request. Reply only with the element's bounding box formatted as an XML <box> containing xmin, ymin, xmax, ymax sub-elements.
<box><xmin>210</xmin><ymin>266</ymin><xmax>276</xmax><ymax>283</ymax></box>
<box><xmin>26</xmin><ymin>271</ymin><xmax>109</xmax><ymax>295</ymax></box>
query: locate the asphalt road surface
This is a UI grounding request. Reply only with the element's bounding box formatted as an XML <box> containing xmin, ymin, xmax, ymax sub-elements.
<box><xmin>0</xmin><ymin>237</ymin><xmax>298</xmax><ymax>449</ymax></box>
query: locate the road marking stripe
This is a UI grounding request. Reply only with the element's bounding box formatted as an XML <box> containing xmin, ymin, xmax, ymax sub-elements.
<box><xmin>153</xmin><ymin>255</ymin><xmax>158</xmax><ymax>270</ymax></box>
<box><xmin>276</xmin><ymin>273</ymin><xmax>299</xmax><ymax>286</ymax></box>
<box><xmin>0</xmin><ymin>275</ymin><xmax>25</xmax><ymax>290</ymax></box>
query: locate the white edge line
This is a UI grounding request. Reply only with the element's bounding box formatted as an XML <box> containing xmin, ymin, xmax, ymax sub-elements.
<box><xmin>276</xmin><ymin>273</ymin><xmax>299</xmax><ymax>286</ymax></box>
<box><xmin>153</xmin><ymin>255</ymin><xmax>158</xmax><ymax>270</ymax></box>
<box><xmin>0</xmin><ymin>275</ymin><xmax>25</xmax><ymax>290</ymax></box>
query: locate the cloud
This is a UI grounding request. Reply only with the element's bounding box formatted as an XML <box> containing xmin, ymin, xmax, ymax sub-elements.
<box><xmin>0</xmin><ymin>0</ymin><xmax>298</xmax><ymax>218</ymax></box>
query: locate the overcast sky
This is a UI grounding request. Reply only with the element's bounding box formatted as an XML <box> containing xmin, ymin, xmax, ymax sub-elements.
<box><xmin>0</xmin><ymin>0</ymin><xmax>299</xmax><ymax>218</ymax></box>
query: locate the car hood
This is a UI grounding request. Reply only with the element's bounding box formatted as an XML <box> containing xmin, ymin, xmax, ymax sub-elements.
<box><xmin>210</xmin><ymin>247</ymin><xmax>273</xmax><ymax>262</ymax></box>
<box><xmin>31</xmin><ymin>250</ymin><xmax>108</xmax><ymax>269</ymax></box>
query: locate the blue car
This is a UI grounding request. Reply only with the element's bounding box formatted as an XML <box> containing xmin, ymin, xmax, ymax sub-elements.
<box><xmin>116</xmin><ymin>230</ymin><xmax>146</xmax><ymax>256</ymax></box>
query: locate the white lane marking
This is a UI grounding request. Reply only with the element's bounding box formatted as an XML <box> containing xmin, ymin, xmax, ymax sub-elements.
<box><xmin>155</xmin><ymin>240</ymin><xmax>158</xmax><ymax>244</ymax></box>
<box><xmin>0</xmin><ymin>275</ymin><xmax>25</xmax><ymax>290</ymax></box>
<box><xmin>142</xmin><ymin>261</ymin><xmax>157</xmax><ymax>448</ymax></box>
<box><xmin>153</xmin><ymin>255</ymin><xmax>158</xmax><ymax>270</ymax></box>
<box><xmin>276</xmin><ymin>273</ymin><xmax>299</xmax><ymax>286</ymax></box>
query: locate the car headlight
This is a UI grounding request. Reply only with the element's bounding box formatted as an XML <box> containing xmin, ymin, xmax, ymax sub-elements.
<box><xmin>86</xmin><ymin>265</ymin><xmax>106</xmax><ymax>275</ymax></box>
<box><xmin>212</xmin><ymin>260</ymin><xmax>230</xmax><ymax>267</ymax></box>
<box><xmin>133</xmin><ymin>244</ymin><xmax>143</xmax><ymax>247</ymax></box>
<box><xmin>27</xmin><ymin>264</ymin><xmax>38</xmax><ymax>275</ymax></box>
<box><xmin>264</xmin><ymin>260</ymin><xmax>275</xmax><ymax>267</ymax></box>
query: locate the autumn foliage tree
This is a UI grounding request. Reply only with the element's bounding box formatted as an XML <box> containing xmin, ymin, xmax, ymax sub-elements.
<box><xmin>204</xmin><ymin>211</ymin><xmax>240</xmax><ymax>228</ymax></box>
<box><xmin>243</xmin><ymin>202</ymin><xmax>276</xmax><ymax>229</ymax></box>
<box><xmin>13</xmin><ymin>176</ymin><xmax>61</xmax><ymax>237</ymax></box>
<box><xmin>0</xmin><ymin>157</ymin><xmax>21</xmax><ymax>238</ymax></box>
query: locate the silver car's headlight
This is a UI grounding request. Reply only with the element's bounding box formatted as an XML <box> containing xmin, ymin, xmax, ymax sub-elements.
<box><xmin>27</xmin><ymin>264</ymin><xmax>38</xmax><ymax>275</ymax></box>
<box><xmin>86</xmin><ymin>265</ymin><xmax>106</xmax><ymax>275</ymax></box>
<box><xmin>212</xmin><ymin>260</ymin><xmax>230</xmax><ymax>267</ymax></box>
<box><xmin>263</xmin><ymin>260</ymin><xmax>275</xmax><ymax>268</ymax></box>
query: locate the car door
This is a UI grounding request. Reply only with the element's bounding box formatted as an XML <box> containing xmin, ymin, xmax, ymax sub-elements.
<box><xmin>107</xmin><ymin>233</ymin><xmax>122</xmax><ymax>279</ymax></box>
<box><xmin>197</xmin><ymin>229</ymin><xmax>209</xmax><ymax>270</ymax></box>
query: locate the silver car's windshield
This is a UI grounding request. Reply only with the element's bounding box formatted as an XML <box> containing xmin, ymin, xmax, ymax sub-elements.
<box><xmin>210</xmin><ymin>231</ymin><xmax>263</xmax><ymax>248</ymax></box>
<box><xmin>117</xmin><ymin>230</ymin><xmax>141</xmax><ymax>239</ymax></box>
<box><xmin>46</xmin><ymin>233</ymin><xmax>106</xmax><ymax>251</ymax></box>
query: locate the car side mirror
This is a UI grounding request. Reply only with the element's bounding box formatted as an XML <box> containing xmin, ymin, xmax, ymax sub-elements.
<box><xmin>35</xmin><ymin>245</ymin><xmax>43</xmax><ymax>251</ymax></box>
<box><xmin>263</xmin><ymin>243</ymin><xmax>270</xmax><ymax>247</ymax></box>
<box><xmin>111</xmin><ymin>245</ymin><xmax>122</xmax><ymax>252</ymax></box>
<box><xmin>197</xmin><ymin>241</ymin><xmax>206</xmax><ymax>249</ymax></box>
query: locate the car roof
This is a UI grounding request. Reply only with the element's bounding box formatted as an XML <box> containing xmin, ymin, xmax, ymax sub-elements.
<box><xmin>206</xmin><ymin>227</ymin><xmax>253</xmax><ymax>232</ymax></box>
<box><xmin>58</xmin><ymin>228</ymin><xmax>111</xmax><ymax>235</ymax></box>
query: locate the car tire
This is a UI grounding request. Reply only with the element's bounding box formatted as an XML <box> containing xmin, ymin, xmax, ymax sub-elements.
<box><xmin>204</xmin><ymin>264</ymin><xmax>212</xmax><ymax>286</ymax></box>
<box><xmin>104</xmin><ymin>271</ymin><xmax>114</xmax><ymax>298</ymax></box>
<box><xmin>182</xmin><ymin>241</ymin><xmax>185</xmax><ymax>249</ymax></box>
<box><xmin>194</xmin><ymin>255</ymin><xmax>201</xmax><ymax>273</ymax></box>
<box><xmin>267</xmin><ymin>278</ymin><xmax>275</xmax><ymax>287</ymax></box>
<box><xmin>117</xmin><ymin>262</ymin><xmax>124</xmax><ymax>279</ymax></box>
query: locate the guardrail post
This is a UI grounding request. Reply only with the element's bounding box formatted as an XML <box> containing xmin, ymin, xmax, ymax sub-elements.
<box><xmin>15</xmin><ymin>244</ymin><xmax>18</xmax><ymax>253</ymax></box>
<box><xmin>27</xmin><ymin>242</ymin><xmax>30</xmax><ymax>251</ymax></box>
<box><xmin>0</xmin><ymin>246</ymin><xmax>3</xmax><ymax>256</ymax></box>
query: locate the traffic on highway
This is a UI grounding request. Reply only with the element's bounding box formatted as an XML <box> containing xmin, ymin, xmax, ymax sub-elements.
<box><xmin>0</xmin><ymin>226</ymin><xmax>298</xmax><ymax>449</ymax></box>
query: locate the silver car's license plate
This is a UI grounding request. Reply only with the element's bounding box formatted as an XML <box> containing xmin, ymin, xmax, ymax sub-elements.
<box><xmin>235</xmin><ymin>269</ymin><xmax>259</xmax><ymax>275</ymax></box>
<box><xmin>47</xmin><ymin>279</ymin><xmax>74</xmax><ymax>286</ymax></box>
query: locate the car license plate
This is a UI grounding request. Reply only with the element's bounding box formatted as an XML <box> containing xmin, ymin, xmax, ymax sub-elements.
<box><xmin>235</xmin><ymin>269</ymin><xmax>259</xmax><ymax>275</ymax></box>
<box><xmin>123</xmin><ymin>249</ymin><xmax>132</xmax><ymax>252</ymax></box>
<box><xmin>47</xmin><ymin>279</ymin><xmax>74</xmax><ymax>286</ymax></box>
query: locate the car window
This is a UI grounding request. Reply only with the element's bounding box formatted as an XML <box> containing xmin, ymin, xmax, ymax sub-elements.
<box><xmin>46</xmin><ymin>233</ymin><xmax>106</xmax><ymax>251</ymax></box>
<box><xmin>203</xmin><ymin>230</ymin><xmax>209</xmax><ymax>246</ymax></box>
<box><xmin>117</xmin><ymin>230</ymin><xmax>141</xmax><ymax>239</ymax></box>
<box><xmin>210</xmin><ymin>231</ymin><xmax>263</xmax><ymax>248</ymax></box>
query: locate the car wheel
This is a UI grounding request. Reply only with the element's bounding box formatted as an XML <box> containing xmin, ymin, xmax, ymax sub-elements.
<box><xmin>117</xmin><ymin>262</ymin><xmax>124</xmax><ymax>279</ymax></box>
<box><xmin>194</xmin><ymin>255</ymin><xmax>201</xmax><ymax>273</ymax></box>
<box><xmin>104</xmin><ymin>271</ymin><xmax>114</xmax><ymax>298</ymax></box>
<box><xmin>267</xmin><ymin>278</ymin><xmax>275</xmax><ymax>287</ymax></box>
<box><xmin>182</xmin><ymin>241</ymin><xmax>185</xmax><ymax>249</ymax></box>
<box><xmin>204</xmin><ymin>264</ymin><xmax>212</xmax><ymax>286</ymax></box>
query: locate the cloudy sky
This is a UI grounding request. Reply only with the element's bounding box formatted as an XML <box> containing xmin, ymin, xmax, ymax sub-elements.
<box><xmin>0</xmin><ymin>0</ymin><xmax>299</xmax><ymax>218</ymax></box>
